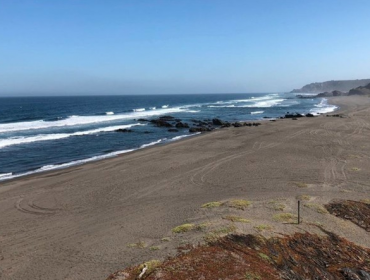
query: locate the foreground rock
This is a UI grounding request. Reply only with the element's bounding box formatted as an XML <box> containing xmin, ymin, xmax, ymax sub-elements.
<box><xmin>325</xmin><ymin>200</ymin><xmax>370</xmax><ymax>232</ymax></box>
<box><xmin>107</xmin><ymin>230</ymin><xmax>370</xmax><ymax>280</ymax></box>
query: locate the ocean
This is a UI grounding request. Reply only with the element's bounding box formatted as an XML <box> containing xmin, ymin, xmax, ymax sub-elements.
<box><xmin>0</xmin><ymin>93</ymin><xmax>337</xmax><ymax>181</ymax></box>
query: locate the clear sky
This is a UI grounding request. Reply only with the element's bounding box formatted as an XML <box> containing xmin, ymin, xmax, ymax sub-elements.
<box><xmin>1</xmin><ymin>0</ymin><xmax>370</xmax><ymax>95</ymax></box>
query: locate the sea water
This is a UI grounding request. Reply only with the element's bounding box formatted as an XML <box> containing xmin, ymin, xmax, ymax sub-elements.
<box><xmin>0</xmin><ymin>93</ymin><xmax>337</xmax><ymax>181</ymax></box>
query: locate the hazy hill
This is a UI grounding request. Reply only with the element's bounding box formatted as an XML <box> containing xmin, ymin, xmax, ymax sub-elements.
<box><xmin>291</xmin><ymin>79</ymin><xmax>370</xmax><ymax>93</ymax></box>
<box><xmin>348</xmin><ymin>83</ymin><xmax>370</xmax><ymax>95</ymax></box>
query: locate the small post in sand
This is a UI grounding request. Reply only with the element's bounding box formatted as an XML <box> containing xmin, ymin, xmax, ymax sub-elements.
<box><xmin>298</xmin><ymin>200</ymin><xmax>301</xmax><ymax>224</ymax></box>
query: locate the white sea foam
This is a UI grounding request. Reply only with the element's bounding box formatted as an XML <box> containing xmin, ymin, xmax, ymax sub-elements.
<box><xmin>310</xmin><ymin>98</ymin><xmax>338</xmax><ymax>115</ymax></box>
<box><xmin>251</xmin><ymin>111</ymin><xmax>264</xmax><ymax>114</ymax></box>
<box><xmin>0</xmin><ymin>149</ymin><xmax>136</xmax><ymax>182</ymax></box>
<box><xmin>170</xmin><ymin>133</ymin><xmax>200</xmax><ymax>141</ymax></box>
<box><xmin>106</xmin><ymin>111</ymin><xmax>114</xmax><ymax>115</ymax></box>
<box><xmin>0</xmin><ymin>107</ymin><xmax>185</xmax><ymax>133</ymax></box>
<box><xmin>208</xmin><ymin>104</ymin><xmax>237</xmax><ymax>108</ymax></box>
<box><xmin>241</xmin><ymin>99</ymin><xmax>285</xmax><ymax>108</ymax></box>
<box><xmin>149</xmin><ymin>107</ymin><xmax>156</xmax><ymax>110</ymax></box>
<box><xmin>208</xmin><ymin>99</ymin><xmax>285</xmax><ymax>108</ymax></box>
<box><xmin>0</xmin><ymin>173</ymin><xmax>12</xmax><ymax>179</ymax></box>
<box><xmin>133</xmin><ymin>108</ymin><xmax>145</xmax><ymax>112</ymax></box>
<box><xmin>0</xmin><ymin>124</ymin><xmax>144</xmax><ymax>149</ymax></box>
<box><xmin>140</xmin><ymin>138</ymin><xmax>166</xmax><ymax>148</ymax></box>
<box><xmin>162</xmin><ymin>105</ymin><xmax>169</xmax><ymax>108</ymax></box>
<box><xmin>210</xmin><ymin>94</ymin><xmax>282</xmax><ymax>108</ymax></box>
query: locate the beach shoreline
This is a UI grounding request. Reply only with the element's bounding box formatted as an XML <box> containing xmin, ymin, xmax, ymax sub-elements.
<box><xmin>1</xmin><ymin>96</ymin><xmax>370</xmax><ymax>280</ymax></box>
<box><xmin>0</xmin><ymin>94</ymin><xmax>338</xmax><ymax>184</ymax></box>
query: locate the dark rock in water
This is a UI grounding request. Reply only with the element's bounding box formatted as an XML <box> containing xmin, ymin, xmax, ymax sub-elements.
<box><xmin>150</xmin><ymin>119</ymin><xmax>173</xmax><ymax>127</ymax></box>
<box><xmin>306</xmin><ymin>113</ymin><xmax>315</xmax><ymax>117</ymax></box>
<box><xmin>175</xmin><ymin>122</ymin><xmax>189</xmax><ymax>128</ymax></box>
<box><xmin>115</xmin><ymin>129</ymin><xmax>133</xmax><ymax>133</ymax></box>
<box><xmin>189</xmin><ymin>127</ymin><xmax>212</xmax><ymax>133</ymax></box>
<box><xmin>137</xmin><ymin>118</ymin><xmax>149</xmax><ymax>122</ymax></box>
<box><xmin>232</xmin><ymin>122</ymin><xmax>243</xmax><ymax>127</ymax></box>
<box><xmin>212</xmin><ymin>118</ymin><xmax>224</xmax><ymax>125</ymax></box>
<box><xmin>144</xmin><ymin>131</ymin><xmax>151</xmax><ymax>134</ymax></box>
<box><xmin>221</xmin><ymin>122</ymin><xmax>231</xmax><ymax>128</ymax></box>
<box><xmin>168</xmin><ymin>129</ymin><xmax>179</xmax><ymax>132</ymax></box>
<box><xmin>159</xmin><ymin>115</ymin><xmax>175</xmax><ymax>120</ymax></box>
<box><xmin>317</xmin><ymin>91</ymin><xmax>332</xmax><ymax>97</ymax></box>
<box><xmin>285</xmin><ymin>113</ymin><xmax>304</xmax><ymax>118</ymax></box>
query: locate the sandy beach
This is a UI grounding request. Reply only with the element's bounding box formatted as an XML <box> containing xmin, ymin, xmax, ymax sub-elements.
<box><xmin>1</xmin><ymin>96</ymin><xmax>370</xmax><ymax>280</ymax></box>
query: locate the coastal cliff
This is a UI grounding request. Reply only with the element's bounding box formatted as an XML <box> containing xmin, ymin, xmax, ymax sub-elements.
<box><xmin>291</xmin><ymin>79</ymin><xmax>370</xmax><ymax>93</ymax></box>
<box><xmin>349</xmin><ymin>83</ymin><xmax>370</xmax><ymax>96</ymax></box>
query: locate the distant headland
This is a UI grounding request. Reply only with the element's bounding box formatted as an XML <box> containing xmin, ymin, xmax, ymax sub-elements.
<box><xmin>291</xmin><ymin>79</ymin><xmax>370</xmax><ymax>93</ymax></box>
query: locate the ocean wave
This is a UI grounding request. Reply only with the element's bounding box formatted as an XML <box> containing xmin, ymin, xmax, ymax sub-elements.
<box><xmin>162</xmin><ymin>105</ymin><xmax>169</xmax><ymax>108</ymax></box>
<box><xmin>210</xmin><ymin>94</ymin><xmax>281</xmax><ymax>108</ymax></box>
<box><xmin>251</xmin><ymin>111</ymin><xmax>264</xmax><ymax>114</ymax></box>
<box><xmin>0</xmin><ymin>130</ymin><xmax>198</xmax><ymax>182</ymax></box>
<box><xmin>133</xmin><ymin>108</ymin><xmax>145</xmax><ymax>112</ymax></box>
<box><xmin>0</xmin><ymin>149</ymin><xmax>135</xmax><ymax>182</ymax></box>
<box><xmin>149</xmin><ymin>107</ymin><xmax>156</xmax><ymax>110</ymax></box>
<box><xmin>208</xmin><ymin>105</ymin><xmax>236</xmax><ymax>108</ymax></box>
<box><xmin>106</xmin><ymin>111</ymin><xmax>114</xmax><ymax>115</ymax></box>
<box><xmin>0</xmin><ymin>107</ymin><xmax>185</xmax><ymax>133</ymax></box>
<box><xmin>140</xmin><ymin>138</ymin><xmax>166</xmax><ymax>148</ymax></box>
<box><xmin>207</xmin><ymin>99</ymin><xmax>285</xmax><ymax>109</ymax></box>
<box><xmin>0</xmin><ymin>173</ymin><xmax>12</xmax><ymax>179</ymax></box>
<box><xmin>170</xmin><ymin>133</ymin><xmax>200</xmax><ymax>141</ymax></box>
<box><xmin>310</xmin><ymin>98</ymin><xmax>338</xmax><ymax>115</ymax></box>
<box><xmin>240</xmin><ymin>99</ymin><xmax>285</xmax><ymax>108</ymax></box>
<box><xmin>0</xmin><ymin>124</ymin><xmax>144</xmax><ymax>149</ymax></box>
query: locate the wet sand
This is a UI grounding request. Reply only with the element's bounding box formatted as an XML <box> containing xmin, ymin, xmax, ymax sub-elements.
<box><xmin>1</xmin><ymin>96</ymin><xmax>370</xmax><ymax>280</ymax></box>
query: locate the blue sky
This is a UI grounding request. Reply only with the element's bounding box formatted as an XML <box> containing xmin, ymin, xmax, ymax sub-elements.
<box><xmin>1</xmin><ymin>0</ymin><xmax>370</xmax><ymax>95</ymax></box>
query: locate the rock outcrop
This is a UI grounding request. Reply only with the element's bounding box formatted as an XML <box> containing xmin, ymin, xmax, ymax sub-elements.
<box><xmin>348</xmin><ymin>83</ymin><xmax>370</xmax><ymax>96</ymax></box>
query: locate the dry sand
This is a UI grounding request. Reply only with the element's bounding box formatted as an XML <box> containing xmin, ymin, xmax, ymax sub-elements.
<box><xmin>1</xmin><ymin>96</ymin><xmax>370</xmax><ymax>280</ymax></box>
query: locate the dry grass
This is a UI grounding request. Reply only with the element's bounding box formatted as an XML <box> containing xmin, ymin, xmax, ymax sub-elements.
<box><xmin>273</xmin><ymin>213</ymin><xmax>297</xmax><ymax>223</ymax></box>
<box><xmin>172</xmin><ymin>223</ymin><xmax>195</xmax><ymax>233</ymax></box>
<box><xmin>304</xmin><ymin>203</ymin><xmax>328</xmax><ymax>214</ymax></box>
<box><xmin>161</xmin><ymin>237</ymin><xmax>171</xmax><ymax>242</ymax></box>
<box><xmin>227</xmin><ymin>199</ymin><xmax>251</xmax><ymax>210</ymax></box>
<box><xmin>360</xmin><ymin>199</ymin><xmax>370</xmax><ymax>205</ymax></box>
<box><xmin>222</xmin><ymin>215</ymin><xmax>250</xmax><ymax>223</ymax></box>
<box><xmin>195</xmin><ymin>223</ymin><xmax>209</xmax><ymax>231</ymax></box>
<box><xmin>201</xmin><ymin>201</ymin><xmax>223</xmax><ymax>208</ymax></box>
<box><xmin>293</xmin><ymin>182</ymin><xmax>308</xmax><ymax>188</ymax></box>
<box><xmin>351</xmin><ymin>167</ymin><xmax>361</xmax><ymax>172</ymax></box>
<box><xmin>296</xmin><ymin>194</ymin><xmax>311</xmax><ymax>201</ymax></box>
<box><xmin>127</xmin><ymin>241</ymin><xmax>146</xmax><ymax>249</ymax></box>
<box><xmin>254</xmin><ymin>224</ymin><xmax>273</xmax><ymax>232</ymax></box>
<box><xmin>267</xmin><ymin>200</ymin><xmax>286</xmax><ymax>211</ymax></box>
